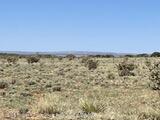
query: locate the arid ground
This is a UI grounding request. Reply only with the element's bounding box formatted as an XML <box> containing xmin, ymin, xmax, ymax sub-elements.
<box><xmin>0</xmin><ymin>56</ymin><xmax>160</xmax><ymax>120</ymax></box>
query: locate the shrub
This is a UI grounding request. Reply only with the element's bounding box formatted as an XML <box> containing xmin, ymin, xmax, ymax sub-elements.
<box><xmin>91</xmin><ymin>54</ymin><xmax>114</xmax><ymax>58</ymax></box>
<box><xmin>52</xmin><ymin>86</ymin><xmax>61</xmax><ymax>92</ymax></box>
<box><xmin>36</xmin><ymin>94</ymin><xmax>62</xmax><ymax>115</ymax></box>
<box><xmin>45</xmin><ymin>83</ymin><xmax>52</xmax><ymax>88</ymax></box>
<box><xmin>104</xmin><ymin>54</ymin><xmax>115</xmax><ymax>58</ymax></box>
<box><xmin>151</xmin><ymin>52</ymin><xmax>160</xmax><ymax>57</ymax></box>
<box><xmin>107</xmin><ymin>72</ymin><xmax>115</xmax><ymax>80</ymax></box>
<box><xmin>124</xmin><ymin>54</ymin><xmax>135</xmax><ymax>57</ymax></box>
<box><xmin>93</xmin><ymin>55</ymin><xmax>104</xmax><ymax>58</ymax></box>
<box><xmin>37</xmin><ymin>54</ymin><xmax>53</xmax><ymax>58</ymax></box>
<box><xmin>138</xmin><ymin>112</ymin><xmax>160</xmax><ymax>120</ymax></box>
<box><xmin>0</xmin><ymin>91</ymin><xmax>6</xmax><ymax>96</ymax></box>
<box><xmin>27</xmin><ymin>80</ymin><xmax>36</xmax><ymax>86</ymax></box>
<box><xmin>27</xmin><ymin>56</ymin><xmax>40</xmax><ymax>64</ymax></box>
<box><xmin>7</xmin><ymin>57</ymin><xmax>18</xmax><ymax>64</ymax></box>
<box><xmin>20</xmin><ymin>92</ymin><xmax>32</xmax><ymax>97</ymax></box>
<box><xmin>79</xmin><ymin>98</ymin><xmax>105</xmax><ymax>114</ymax></box>
<box><xmin>58</xmin><ymin>56</ymin><xmax>63</xmax><ymax>61</ymax></box>
<box><xmin>66</xmin><ymin>54</ymin><xmax>76</xmax><ymax>60</ymax></box>
<box><xmin>19</xmin><ymin>107</ymin><xmax>29</xmax><ymax>114</ymax></box>
<box><xmin>0</xmin><ymin>80</ymin><xmax>8</xmax><ymax>89</ymax></box>
<box><xmin>85</xmin><ymin>59</ymin><xmax>98</xmax><ymax>70</ymax></box>
<box><xmin>117</xmin><ymin>60</ymin><xmax>136</xmax><ymax>76</ymax></box>
<box><xmin>81</xmin><ymin>57</ymin><xmax>90</xmax><ymax>64</ymax></box>
<box><xmin>137</xmin><ymin>53</ymin><xmax>149</xmax><ymax>57</ymax></box>
<box><xmin>10</xmin><ymin>79</ymin><xmax>16</xmax><ymax>85</ymax></box>
<box><xmin>149</xmin><ymin>62</ymin><xmax>160</xmax><ymax>90</ymax></box>
<box><xmin>145</xmin><ymin>59</ymin><xmax>151</xmax><ymax>68</ymax></box>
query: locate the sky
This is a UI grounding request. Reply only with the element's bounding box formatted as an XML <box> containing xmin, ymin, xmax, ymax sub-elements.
<box><xmin>0</xmin><ymin>0</ymin><xmax>160</xmax><ymax>53</ymax></box>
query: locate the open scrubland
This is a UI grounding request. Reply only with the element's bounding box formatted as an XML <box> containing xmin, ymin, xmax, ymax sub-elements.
<box><xmin>0</xmin><ymin>55</ymin><xmax>160</xmax><ymax>120</ymax></box>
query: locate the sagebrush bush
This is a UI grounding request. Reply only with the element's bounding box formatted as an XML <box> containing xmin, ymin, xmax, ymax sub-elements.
<box><xmin>145</xmin><ymin>59</ymin><xmax>151</xmax><ymax>68</ymax></box>
<box><xmin>58</xmin><ymin>56</ymin><xmax>63</xmax><ymax>61</ymax></box>
<box><xmin>79</xmin><ymin>98</ymin><xmax>105</xmax><ymax>114</ymax></box>
<box><xmin>117</xmin><ymin>59</ymin><xmax>136</xmax><ymax>76</ymax></box>
<box><xmin>7</xmin><ymin>57</ymin><xmax>18</xmax><ymax>64</ymax></box>
<box><xmin>149</xmin><ymin>62</ymin><xmax>160</xmax><ymax>90</ymax></box>
<box><xmin>138</xmin><ymin>112</ymin><xmax>160</xmax><ymax>120</ymax></box>
<box><xmin>27</xmin><ymin>80</ymin><xmax>36</xmax><ymax>86</ymax></box>
<box><xmin>81</xmin><ymin>57</ymin><xmax>90</xmax><ymax>64</ymax></box>
<box><xmin>85</xmin><ymin>59</ymin><xmax>98</xmax><ymax>70</ymax></box>
<box><xmin>19</xmin><ymin>107</ymin><xmax>29</xmax><ymax>114</ymax></box>
<box><xmin>107</xmin><ymin>72</ymin><xmax>115</xmax><ymax>80</ymax></box>
<box><xmin>0</xmin><ymin>80</ymin><xmax>8</xmax><ymax>89</ymax></box>
<box><xmin>66</xmin><ymin>54</ymin><xmax>76</xmax><ymax>60</ymax></box>
<box><xmin>52</xmin><ymin>86</ymin><xmax>61</xmax><ymax>92</ymax></box>
<box><xmin>27</xmin><ymin>56</ymin><xmax>40</xmax><ymax>64</ymax></box>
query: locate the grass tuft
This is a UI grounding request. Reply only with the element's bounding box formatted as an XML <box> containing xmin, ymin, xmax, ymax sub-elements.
<box><xmin>36</xmin><ymin>94</ymin><xmax>63</xmax><ymax>115</ymax></box>
<box><xmin>79</xmin><ymin>98</ymin><xmax>105</xmax><ymax>114</ymax></box>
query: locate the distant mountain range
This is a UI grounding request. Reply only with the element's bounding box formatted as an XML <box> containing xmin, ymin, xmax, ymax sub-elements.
<box><xmin>0</xmin><ymin>51</ymin><xmax>137</xmax><ymax>57</ymax></box>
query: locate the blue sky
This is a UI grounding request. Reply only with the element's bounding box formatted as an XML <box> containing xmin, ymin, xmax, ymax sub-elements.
<box><xmin>0</xmin><ymin>0</ymin><xmax>160</xmax><ymax>53</ymax></box>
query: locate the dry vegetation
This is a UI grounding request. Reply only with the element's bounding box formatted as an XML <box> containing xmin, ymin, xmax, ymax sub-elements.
<box><xmin>0</xmin><ymin>55</ymin><xmax>160</xmax><ymax>120</ymax></box>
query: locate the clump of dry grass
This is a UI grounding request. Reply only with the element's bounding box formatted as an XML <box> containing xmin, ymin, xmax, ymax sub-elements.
<box><xmin>35</xmin><ymin>94</ymin><xmax>63</xmax><ymax>115</ymax></box>
<box><xmin>79</xmin><ymin>98</ymin><xmax>105</xmax><ymax>114</ymax></box>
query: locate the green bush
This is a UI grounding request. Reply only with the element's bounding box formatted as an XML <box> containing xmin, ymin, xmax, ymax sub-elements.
<box><xmin>151</xmin><ymin>52</ymin><xmax>160</xmax><ymax>57</ymax></box>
